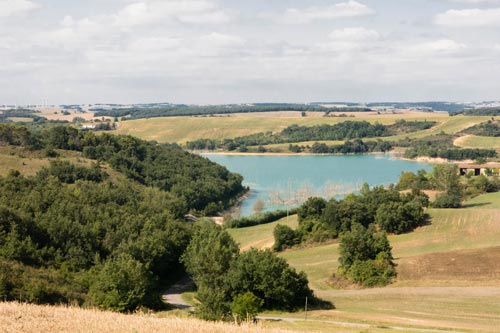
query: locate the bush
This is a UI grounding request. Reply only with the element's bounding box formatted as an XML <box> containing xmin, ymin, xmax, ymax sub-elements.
<box><xmin>273</xmin><ymin>224</ymin><xmax>299</xmax><ymax>252</ymax></box>
<box><xmin>88</xmin><ymin>254</ymin><xmax>158</xmax><ymax>312</ymax></box>
<box><xmin>227</xmin><ymin>249</ymin><xmax>313</xmax><ymax>311</ymax></box>
<box><xmin>231</xmin><ymin>292</ymin><xmax>263</xmax><ymax>323</ymax></box>
<box><xmin>375</xmin><ymin>201</ymin><xmax>426</xmax><ymax>234</ymax></box>
<box><xmin>338</xmin><ymin>224</ymin><xmax>395</xmax><ymax>287</ymax></box>
<box><xmin>433</xmin><ymin>193</ymin><xmax>462</xmax><ymax>208</ymax></box>
<box><xmin>345</xmin><ymin>259</ymin><xmax>396</xmax><ymax>287</ymax></box>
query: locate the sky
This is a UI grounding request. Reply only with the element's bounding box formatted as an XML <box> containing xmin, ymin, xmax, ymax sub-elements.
<box><xmin>1</xmin><ymin>0</ymin><xmax>500</xmax><ymax>105</ymax></box>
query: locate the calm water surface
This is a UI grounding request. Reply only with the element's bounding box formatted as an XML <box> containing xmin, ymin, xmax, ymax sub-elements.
<box><xmin>205</xmin><ymin>154</ymin><xmax>432</xmax><ymax>216</ymax></box>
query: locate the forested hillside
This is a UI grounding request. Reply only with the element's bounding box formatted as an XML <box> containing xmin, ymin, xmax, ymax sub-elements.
<box><xmin>0</xmin><ymin>124</ymin><xmax>246</xmax><ymax>312</ymax></box>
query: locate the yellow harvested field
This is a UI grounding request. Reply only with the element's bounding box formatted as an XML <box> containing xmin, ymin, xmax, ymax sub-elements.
<box><xmin>0</xmin><ymin>302</ymin><xmax>301</xmax><ymax>333</ymax></box>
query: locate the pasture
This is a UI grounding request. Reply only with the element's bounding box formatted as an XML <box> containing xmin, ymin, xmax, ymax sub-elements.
<box><xmin>229</xmin><ymin>202</ymin><xmax>500</xmax><ymax>332</ymax></box>
<box><xmin>454</xmin><ymin>135</ymin><xmax>500</xmax><ymax>149</ymax></box>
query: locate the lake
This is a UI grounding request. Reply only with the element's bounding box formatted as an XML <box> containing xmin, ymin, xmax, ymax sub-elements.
<box><xmin>204</xmin><ymin>154</ymin><xmax>432</xmax><ymax>216</ymax></box>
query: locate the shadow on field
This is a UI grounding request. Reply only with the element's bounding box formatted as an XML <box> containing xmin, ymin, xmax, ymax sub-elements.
<box><xmin>461</xmin><ymin>202</ymin><xmax>491</xmax><ymax>208</ymax></box>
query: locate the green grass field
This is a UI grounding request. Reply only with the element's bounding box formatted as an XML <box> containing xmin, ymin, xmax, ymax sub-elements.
<box><xmin>227</xmin><ymin>215</ymin><xmax>298</xmax><ymax>250</ymax></box>
<box><xmin>463</xmin><ymin>191</ymin><xmax>500</xmax><ymax>209</ymax></box>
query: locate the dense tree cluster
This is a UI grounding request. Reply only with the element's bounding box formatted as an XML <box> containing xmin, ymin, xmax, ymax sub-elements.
<box><xmin>273</xmin><ymin>185</ymin><xmax>428</xmax><ymax>255</ymax></box>
<box><xmin>338</xmin><ymin>224</ymin><xmax>395</xmax><ymax>287</ymax></box>
<box><xmin>308</xmin><ymin>139</ymin><xmax>392</xmax><ymax>154</ymax></box>
<box><xmin>0</xmin><ymin>124</ymin><xmax>248</xmax><ymax>312</ymax></box>
<box><xmin>181</xmin><ymin>221</ymin><xmax>317</xmax><ymax>321</ymax></box>
<box><xmin>462</xmin><ymin>120</ymin><xmax>500</xmax><ymax>137</ymax></box>
<box><xmin>1</xmin><ymin>124</ymin><xmax>245</xmax><ymax>215</ymax></box>
<box><xmin>399</xmin><ymin>133</ymin><xmax>498</xmax><ymax>161</ymax></box>
<box><xmin>272</xmin><ymin>184</ymin><xmax>428</xmax><ymax>286</ymax></box>
<box><xmin>0</xmin><ymin>166</ymin><xmax>191</xmax><ymax>311</ymax></box>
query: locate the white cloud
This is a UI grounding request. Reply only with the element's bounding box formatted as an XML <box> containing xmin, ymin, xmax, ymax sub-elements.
<box><xmin>0</xmin><ymin>0</ymin><xmax>39</xmax><ymax>18</ymax></box>
<box><xmin>199</xmin><ymin>32</ymin><xmax>244</xmax><ymax>47</ymax></box>
<box><xmin>317</xmin><ymin>27</ymin><xmax>380</xmax><ymax>53</ymax></box>
<box><xmin>281</xmin><ymin>1</ymin><xmax>374</xmax><ymax>24</ymax></box>
<box><xmin>408</xmin><ymin>39</ymin><xmax>467</xmax><ymax>55</ymax></box>
<box><xmin>328</xmin><ymin>27</ymin><xmax>379</xmax><ymax>41</ymax></box>
<box><xmin>447</xmin><ymin>0</ymin><xmax>500</xmax><ymax>3</ymax></box>
<box><xmin>113</xmin><ymin>0</ymin><xmax>234</xmax><ymax>27</ymax></box>
<box><xmin>436</xmin><ymin>7</ymin><xmax>500</xmax><ymax>27</ymax></box>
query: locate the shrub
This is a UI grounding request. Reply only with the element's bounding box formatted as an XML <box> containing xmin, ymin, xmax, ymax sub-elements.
<box><xmin>231</xmin><ymin>292</ymin><xmax>263</xmax><ymax>323</ymax></box>
<box><xmin>345</xmin><ymin>259</ymin><xmax>396</xmax><ymax>287</ymax></box>
<box><xmin>273</xmin><ymin>224</ymin><xmax>299</xmax><ymax>252</ymax></box>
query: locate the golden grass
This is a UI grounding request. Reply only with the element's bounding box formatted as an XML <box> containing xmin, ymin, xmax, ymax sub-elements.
<box><xmin>0</xmin><ymin>147</ymin><xmax>124</xmax><ymax>181</ymax></box>
<box><xmin>0</xmin><ymin>302</ymin><xmax>303</xmax><ymax>333</ymax></box>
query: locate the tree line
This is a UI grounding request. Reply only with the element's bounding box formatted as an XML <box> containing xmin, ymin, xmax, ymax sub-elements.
<box><xmin>461</xmin><ymin>120</ymin><xmax>500</xmax><ymax>137</ymax></box>
<box><xmin>186</xmin><ymin>120</ymin><xmax>436</xmax><ymax>152</ymax></box>
<box><xmin>400</xmin><ymin>133</ymin><xmax>497</xmax><ymax>160</ymax></box>
<box><xmin>94</xmin><ymin>103</ymin><xmax>370</xmax><ymax>119</ymax></box>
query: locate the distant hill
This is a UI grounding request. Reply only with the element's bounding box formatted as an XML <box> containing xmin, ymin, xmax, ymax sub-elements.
<box><xmin>93</xmin><ymin>103</ymin><xmax>371</xmax><ymax>119</ymax></box>
<box><xmin>451</xmin><ymin>107</ymin><xmax>500</xmax><ymax>116</ymax></box>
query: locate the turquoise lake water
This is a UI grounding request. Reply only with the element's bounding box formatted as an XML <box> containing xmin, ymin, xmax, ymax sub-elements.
<box><xmin>204</xmin><ymin>154</ymin><xmax>432</xmax><ymax>216</ymax></box>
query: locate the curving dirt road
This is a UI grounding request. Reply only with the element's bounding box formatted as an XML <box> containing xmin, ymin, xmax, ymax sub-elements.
<box><xmin>162</xmin><ymin>276</ymin><xmax>195</xmax><ymax>311</ymax></box>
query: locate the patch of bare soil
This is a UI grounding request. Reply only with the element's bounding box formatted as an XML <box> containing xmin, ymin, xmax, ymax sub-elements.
<box><xmin>397</xmin><ymin>246</ymin><xmax>500</xmax><ymax>283</ymax></box>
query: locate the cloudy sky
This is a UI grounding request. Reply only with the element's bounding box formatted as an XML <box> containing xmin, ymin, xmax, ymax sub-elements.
<box><xmin>1</xmin><ymin>0</ymin><xmax>500</xmax><ymax>104</ymax></box>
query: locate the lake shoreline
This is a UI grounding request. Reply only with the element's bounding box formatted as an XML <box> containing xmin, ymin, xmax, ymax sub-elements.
<box><xmin>199</xmin><ymin>151</ymin><xmax>470</xmax><ymax>164</ymax></box>
<box><xmin>206</xmin><ymin>154</ymin><xmax>435</xmax><ymax>216</ymax></box>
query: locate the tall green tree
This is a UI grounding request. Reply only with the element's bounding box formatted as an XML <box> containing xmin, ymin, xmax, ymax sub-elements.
<box><xmin>88</xmin><ymin>254</ymin><xmax>157</xmax><ymax>312</ymax></box>
<box><xmin>338</xmin><ymin>224</ymin><xmax>395</xmax><ymax>287</ymax></box>
<box><xmin>181</xmin><ymin>220</ymin><xmax>239</xmax><ymax>320</ymax></box>
<box><xmin>227</xmin><ymin>249</ymin><xmax>313</xmax><ymax>311</ymax></box>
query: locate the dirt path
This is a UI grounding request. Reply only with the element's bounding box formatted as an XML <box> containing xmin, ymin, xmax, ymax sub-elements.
<box><xmin>453</xmin><ymin>135</ymin><xmax>472</xmax><ymax>148</ymax></box>
<box><xmin>162</xmin><ymin>276</ymin><xmax>195</xmax><ymax>311</ymax></box>
<box><xmin>256</xmin><ymin>315</ymin><xmax>467</xmax><ymax>333</ymax></box>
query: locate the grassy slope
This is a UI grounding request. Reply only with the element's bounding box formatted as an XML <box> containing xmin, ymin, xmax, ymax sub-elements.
<box><xmin>454</xmin><ymin>135</ymin><xmax>500</xmax><ymax>149</ymax></box>
<box><xmin>464</xmin><ymin>191</ymin><xmax>500</xmax><ymax>209</ymax></box>
<box><xmin>227</xmin><ymin>215</ymin><xmax>298</xmax><ymax>251</ymax></box>
<box><xmin>115</xmin><ymin>112</ymin><xmax>461</xmax><ymax>144</ymax></box>
<box><xmin>0</xmin><ymin>147</ymin><xmax>123</xmax><ymax>180</ymax></box>
<box><xmin>229</xmin><ymin>198</ymin><xmax>500</xmax><ymax>332</ymax></box>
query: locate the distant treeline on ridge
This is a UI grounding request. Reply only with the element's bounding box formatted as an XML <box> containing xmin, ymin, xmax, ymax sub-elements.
<box><xmin>93</xmin><ymin>103</ymin><xmax>372</xmax><ymax>119</ymax></box>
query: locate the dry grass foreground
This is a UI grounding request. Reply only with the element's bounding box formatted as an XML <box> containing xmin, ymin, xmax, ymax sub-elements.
<box><xmin>0</xmin><ymin>302</ymin><xmax>302</xmax><ymax>333</ymax></box>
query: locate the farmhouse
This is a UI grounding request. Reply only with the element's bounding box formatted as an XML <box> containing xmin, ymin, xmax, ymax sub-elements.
<box><xmin>458</xmin><ymin>163</ymin><xmax>500</xmax><ymax>176</ymax></box>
